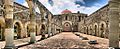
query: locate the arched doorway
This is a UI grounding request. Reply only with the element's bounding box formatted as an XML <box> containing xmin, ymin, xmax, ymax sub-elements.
<box><xmin>63</xmin><ymin>22</ymin><xmax>72</xmax><ymax>32</ymax></box>
<box><xmin>86</xmin><ymin>27</ymin><xmax>89</xmax><ymax>34</ymax></box>
<box><xmin>94</xmin><ymin>25</ymin><xmax>97</xmax><ymax>36</ymax></box>
<box><xmin>14</xmin><ymin>22</ymin><xmax>21</xmax><ymax>39</ymax></box>
<box><xmin>99</xmin><ymin>21</ymin><xmax>106</xmax><ymax>38</ymax></box>
<box><xmin>41</xmin><ymin>24</ymin><xmax>46</xmax><ymax>39</ymax></box>
<box><xmin>100</xmin><ymin>24</ymin><xmax>105</xmax><ymax>38</ymax></box>
<box><xmin>89</xmin><ymin>25</ymin><xmax>92</xmax><ymax>35</ymax></box>
<box><xmin>41</xmin><ymin>24</ymin><xmax>46</xmax><ymax>34</ymax></box>
<box><xmin>73</xmin><ymin>25</ymin><xmax>78</xmax><ymax>32</ymax></box>
<box><xmin>27</xmin><ymin>25</ymin><xmax>30</xmax><ymax>37</ymax></box>
<box><xmin>93</xmin><ymin>23</ymin><xmax>98</xmax><ymax>36</ymax></box>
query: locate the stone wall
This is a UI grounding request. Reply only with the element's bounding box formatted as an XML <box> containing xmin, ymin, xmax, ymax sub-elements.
<box><xmin>54</xmin><ymin>12</ymin><xmax>87</xmax><ymax>32</ymax></box>
<box><xmin>0</xmin><ymin>1</ymin><xmax>59</xmax><ymax>40</ymax></box>
<box><xmin>79</xmin><ymin>4</ymin><xmax>109</xmax><ymax>38</ymax></box>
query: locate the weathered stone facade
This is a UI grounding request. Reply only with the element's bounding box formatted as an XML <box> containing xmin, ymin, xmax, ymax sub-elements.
<box><xmin>79</xmin><ymin>4</ymin><xmax>109</xmax><ymax>38</ymax></box>
<box><xmin>0</xmin><ymin>0</ymin><xmax>120</xmax><ymax>48</ymax></box>
<box><xmin>0</xmin><ymin>0</ymin><xmax>112</xmax><ymax>41</ymax></box>
<box><xmin>54</xmin><ymin>11</ymin><xmax>87</xmax><ymax>32</ymax></box>
<box><xmin>0</xmin><ymin>1</ymin><xmax>62</xmax><ymax>41</ymax></box>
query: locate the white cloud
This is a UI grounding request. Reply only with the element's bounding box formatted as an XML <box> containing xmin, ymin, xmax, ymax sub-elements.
<box><xmin>35</xmin><ymin>7</ymin><xmax>40</xmax><ymax>13</ymax></box>
<box><xmin>20</xmin><ymin>0</ymin><xmax>108</xmax><ymax>15</ymax></box>
<box><xmin>22</xmin><ymin>1</ymin><xmax>41</xmax><ymax>13</ymax></box>
<box><xmin>76</xmin><ymin>0</ymin><xmax>85</xmax><ymax>4</ymax></box>
<box><xmin>23</xmin><ymin>2</ymin><xmax>29</xmax><ymax>7</ymax></box>
<box><xmin>38</xmin><ymin>0</ymin><xmax>92</xmax><ymax>15</ymax></box>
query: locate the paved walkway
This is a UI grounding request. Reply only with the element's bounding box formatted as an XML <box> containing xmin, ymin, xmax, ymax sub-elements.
<box><xmin>1</xmin><ymin>32</ymin><xmax>114</xmax><ymax>49</ymax></box>
<box><xmin>19</xmin><ymin>32</ymin><xmax>109</xmax><ymax>49</ymax></box>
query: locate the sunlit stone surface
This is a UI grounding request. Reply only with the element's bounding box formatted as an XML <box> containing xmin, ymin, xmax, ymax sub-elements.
<box><xmin>0</xmin><ymin>0</ymin><xmax>120</xmax><ymax>49</ymax></box>
<box><xmin>19</xmin><ymin>32</ymin><xmax>109</xmax><ymax>49</ymax></box>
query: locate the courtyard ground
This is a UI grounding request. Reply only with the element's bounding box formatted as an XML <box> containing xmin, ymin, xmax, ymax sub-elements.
<box><xmin>18</xmin><ymin>32</ymin><xmax>109</xmax><ymax>49</ymax></box>
<box><xmin>0</xmin><ymin>34</ymin><xmax>48</xmax><ymax>49</ymax></box>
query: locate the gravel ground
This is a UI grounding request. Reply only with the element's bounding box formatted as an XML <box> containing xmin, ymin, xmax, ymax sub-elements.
<box><xmin>19</xmin><ymin>32</ymin><xmax>109</xmax><ymax>49</ymax></box>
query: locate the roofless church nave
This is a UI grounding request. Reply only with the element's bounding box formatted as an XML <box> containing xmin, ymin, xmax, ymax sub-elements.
<box><xmin>0</xmin><ymin>0</ymin><xmax>120</xmax><ymax>49</ymax></box>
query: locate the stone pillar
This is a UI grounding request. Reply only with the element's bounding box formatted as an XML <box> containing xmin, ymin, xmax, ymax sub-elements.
<box><xmin>109</xmin><ymin>0</ymin><xmax>120</xmax><ymax>48</ymax></box>
<box><xmin>53</xmin><ymin>24</ymin><xmax>55</xmax><ymax>35</ymax></box>
<box><xmin>55</xmin><ymin>25</ymin><xmax>57</xmax><ymax>35</ymax></box>
<box><xmin>4</xmin><ymin>0</ymin><xmax>16</xmax><ymax>49</ymax></box>
<box><xmin>29</xmin><ymin>23</ymin><xmax>36</xmax><ymax>43</ymax></box>
<box><xmin>48</xmin><ymin>25</ymin><xmax>51</xmax><ymax>36</ymax></box>
<box><xmin>52</xmin><ymin>23</ymin><xmax>54</xmax><ymax>36</ymax></box>
<box><xmin>26</xmin><ymin>0</ymin><xmax>36</xmax><ymax>43</ymax></box>
<box><xmin>48</xmin><ymin>13</ymin><xmax>52</xmax><ymax>37</ymax></box>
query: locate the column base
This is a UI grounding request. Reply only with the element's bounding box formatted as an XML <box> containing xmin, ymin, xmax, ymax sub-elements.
<box><xmin>48</xmin><ymin>33</ymin><xmax>51</xmax><ymax>37</ymax></box>
<box><xmin>29</xmin><ymin>32</ymin><xmax>36</xmax><ymax>44</ymax></box>
<box><xmin>4</xmin><ymin>45</ymin><xmax>16</xmax><ymax>49</ymax></box>
<box><xmin>29</xmin><ymin>41</ymin><xmax>35</xmax><ymax>44</ymax></box>
<box><xmin>41</xmin><ymin>35</ymin><xmax>46</xmax><ymax>40</ymax></box>
<box><xmin>48</xmin><ymin>35</ymin><xmax>50</xmax><ymax>38</ymax></box>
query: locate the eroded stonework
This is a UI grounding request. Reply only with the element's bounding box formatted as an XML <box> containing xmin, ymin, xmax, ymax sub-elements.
<box><xmin>79</xmin><ymin>4</ymin><xmax>109</xmax><ymax>38</ymax></box>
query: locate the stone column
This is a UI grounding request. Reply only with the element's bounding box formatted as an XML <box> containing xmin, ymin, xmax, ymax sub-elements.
<box><xmin>109</xmin><ymin>0</ymin><xmax>120</xmax><ymax>48</ymax></box>
<box><xmin>26</xmin><ymin>0</ymin><xmax>36</xmax><ymax>43</ymax></box>
<box><xmin>53</xmin><ymin>24</ymin><xmax>55</xmax><ymax>35</ymax></box>
<box><xmin>52</xmin><ymin>23</ymin><xmax>54</xmax><ymax>36</ymax></box>
<box><xmin>4</xmin><ymin>0</ymin><xmax>16</xmax><ymax>49</ymax></box>
<box><xmin>55</xmin><ymin>25</ymin><xmax>57</xmax><ymax>35</ymax></box>
<box><xmin>48</xmin><ymin>13</ymin><xmax>52</xmax><ymax>37</ymax></box>
<box><xmin>29</xmin><ymin>23</ymin><xmax>36</xmax><ymax>43</ymax></box>
<box><xmin>37</xmin><ymin>2</ymin><xmax>48</xmax><ymax>39</ymax></box>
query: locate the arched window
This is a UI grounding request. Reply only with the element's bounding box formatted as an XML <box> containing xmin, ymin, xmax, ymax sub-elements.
<box><xmin>94</xmin><ymin>25</ymin><xmax>97</xmax><ymax>36</ymax></box>
<box><xmin>65</xmin><ymin>16</ymin><xmax>67</xmax><ymax>20</ymax></box>
<box><xmin>78</xmin><ymin>16</ymin><xmax>81</xmax><ymax>22</ymax></box>
<box><xmin>14</xmin><ymin>22</ymin><xmax>21</xmax><ymax>39</ymax></box>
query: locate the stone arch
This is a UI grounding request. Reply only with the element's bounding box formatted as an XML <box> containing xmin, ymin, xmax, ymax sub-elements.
<box><xmin>41</xmin><ymin>24</ymin><xmax>46</xmax><ymax>34</ymax></box>
<box><xmin>86</xmin><ymin>26</ymin><xmax>89</xmax><ymax>34</ymax></box>
<box><xmin>73</xmin><ymin>25</ymin><xmax>78</xmax><ymax>32</ymax></box>
<box><xmin>25</xmin><ymin>22</ymin><xmax>37</xmax><ymax>37</ymax></box>
<box><xmin>13</xmin><ymin>20</ymin><xmax>23</xmax><ymax>39</ymax></box>
<box><xmin>0</xmin><ymin>17</ymin><xmax>5</xmax><ymax>40</ymax></box>
<box><xmin>63</xmin><ymin>22</ymin><xmax>72</xmax><ymax>32</ymax></box>
<box><xmin>89</xmin><ymin>25</ymin><xmax>92</xmax><ymax>35</ymax></box>
<box><xmin>84</xmin><ymin>26</ymin><xmax>87</xmax><ymax>34</ymax></box>
<box><xmin>81</xmin><ymin>26</ymin><xmax>84</xmax><ymax>33</ymax></box>
<box><xmin>99</xmin><ymin>21</ymin><xmax>107</xmax><ymax>38</ymax></box>
<box><xmin>0</xmin><ymin>17</ymin><xmax>5</xmax><ymax>27</ymax></box>
<box><xmin>62</xmin><ymin>21</ymin><xmax>72</xmax><ymax>26</ymax></box>
<box><xmin>93</xmin><ymin>23</ymin><xmax>98</xmax><ymax>36</ymax></box>
<box><xmin>25</xmin><ymin>22</ymin><xmax>30</xmax><ymax>37</ymax></box>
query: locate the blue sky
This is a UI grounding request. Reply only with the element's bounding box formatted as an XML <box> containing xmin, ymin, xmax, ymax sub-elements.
<box><xmin>15</xmin><ymin>0</ymin><xmax>108</xmax><ymax>15</ymax></box>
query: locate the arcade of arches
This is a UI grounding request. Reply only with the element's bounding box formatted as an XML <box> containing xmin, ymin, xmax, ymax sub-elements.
<box><xmin>0</xmin><ymin>0</ymin><xmax>120</xmax><ymax>48</ymax></box>
<box><xmin>14</xmin><ymin>22</ymin><xmax>21</xmax><ymax>39</ymax></box>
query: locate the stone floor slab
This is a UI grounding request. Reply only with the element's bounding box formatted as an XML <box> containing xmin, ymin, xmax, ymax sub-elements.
<box><xmin>19</xmin><ymin>32</ymin><xmax>109</xmax><ymax>49</ymax></box>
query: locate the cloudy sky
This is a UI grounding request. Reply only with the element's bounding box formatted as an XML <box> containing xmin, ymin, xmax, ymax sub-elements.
<box><xmin>15</xmin><ymin>0</ymin><xmax>108</xmax><ymax>15</ymax></box>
